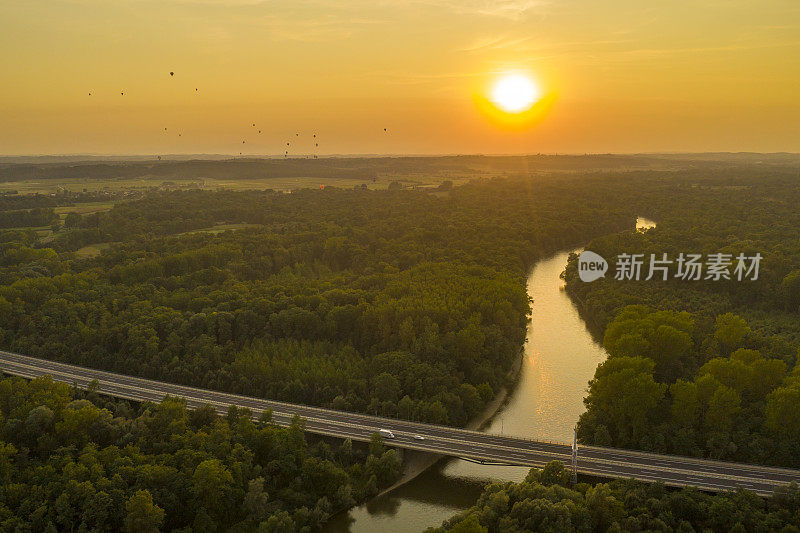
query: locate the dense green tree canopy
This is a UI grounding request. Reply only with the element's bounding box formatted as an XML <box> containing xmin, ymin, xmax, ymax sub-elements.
<box><xmin>0</xmin><ymin>376</ymin><xmax>401</xmax><ymax>531</ymax></box>
<box><xmin>0</xmin><ymin>179</ymin><xmax>632</xmax><ymax>427</ymax></box>
<box><xmin>566</xmin><ymin>172</ymin><xmax>800</xmax><ymax>467</ymax></box>
<box><xmin>430</xmin><ymin>461</ymin><xmax>800</xmax><ymax>533</ymax></box>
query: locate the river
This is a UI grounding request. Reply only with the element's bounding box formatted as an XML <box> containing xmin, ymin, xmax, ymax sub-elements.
<box><xmin>325</xmin><ymin>218</ymin><xmax>655</xmax><ymax>532</ymax></box>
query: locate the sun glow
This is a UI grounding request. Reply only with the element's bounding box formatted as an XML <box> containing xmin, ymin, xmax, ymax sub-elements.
<box><xmin>490</xmin><ymin>74</ymin><xmax>541</xmax><ymax>113</ymax></box>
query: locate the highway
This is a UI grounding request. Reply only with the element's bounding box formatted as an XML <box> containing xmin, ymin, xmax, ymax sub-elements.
<box><xmin>2</xmin><ymin>350</ymin><xmax>799</xmax><ymax>497</ymax></box>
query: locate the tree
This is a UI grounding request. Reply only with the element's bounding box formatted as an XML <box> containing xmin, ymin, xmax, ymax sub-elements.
<box><xmin>243</xmin><ymin>477</ymin><xmax>270</xmax><ymax>523</ymax></box>
<box><xmin>782</xmin><ymin>270</ymin><xmax>800</xmax><ymax>311</ymax></box>
<box><xmin>670</xmin><ymin>379</ymin><xmax>700</xmax><ymax>428</ymax></box>
<box><xmin>537</xmin><ymin>461</ymin><xmax>570</xmax><ymax>486</ymax></box>
<box><xmin>258</xmin><ymin>510</ymin><xmax>295</xmax><ymax>533</ymax></box>
<box><xmin>0</xmin><ymin>442</ymin><xmax>17</xmax><ymax>483</ymax></box>
<box><xmin>193</xmin><ymin>459</ymin><xmax>234</xmax><ymax>516</ymax></box>
<box><xmin>398</xmin><ymin>395</ymin><xmax>415</xmax><ymax>420</ymax></box>
<box><xmin>365</xmin><ymin>450</ymin><xmax>401</xmax><ymax>486</ymax></box>
<box><xmin>584</xmin><ymin>357</ymin><xmax>666</xmax><ymax>445</ymax></box>
<box><xmin>446</xmin><ymin>514</ymin><xmax>487</xmax><ymax>533</ymax></box>
<box><xmin>705</xmin><ymin>385</ymin><xmax>741</xmax><ymax>433</ymax></box>
<box><xmin>764</xmin><ymin>386</ymin><xmax>800</xmax><ymax>437</ymax></box>
<box><xmin>650</xmin><ymin>324</ymin><xmax>694</xmax><ymax>382</ymax></box>
<box><xmin>585</xmin><ymin>484</ymin><xmax>624</xmax><ymax>531</ymax></box>
<box><xmin>64</xmin><ymin>212</ymin><xmax>82</xmax><ymax>229</ymax></box>
<box><xmin>373</xmin><ymin>372</ymin><xmax>402</xmax><ymax>402</ymax></box>
<box><xmin>713</xmin><ymin>313</ymin><xmax>750</xmax><ymax>353</ymax></box>
<box><xmin>603</xmin><ymin>306</ymin><xmax>695</xmax><ymax>382</ymax></box>
<box><xmin>369</xmin><ymin>432</ymin><xmax>385</xmax><ymax>457</ymax></box>
<box><xmin>124</xmin><ymin>490</ymin><xmax>165</xmax><ymax>533</ymax></box>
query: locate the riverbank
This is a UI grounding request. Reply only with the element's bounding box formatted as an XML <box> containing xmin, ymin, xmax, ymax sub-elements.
<box><xmin>563</xmin><ymin>216</ymin><xmax>658</xmax><ymax>341</ymax></box>
<box><xmin>374</xmin><ymin>347</ymin><xmax>526</xmax><ymax>497</ymax></box>
<box><xmin>324</xmin><ymin>248</ymin><xmax>614</xmax><ymax>532</ymax></box>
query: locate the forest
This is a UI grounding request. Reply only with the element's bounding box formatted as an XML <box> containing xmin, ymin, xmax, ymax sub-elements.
<box><xmin>430</xmin><ymin>461</ymin><xmax>800</xmax><ymax>532</ymax></box>
<box><xmin>2</xmin><ymin>153</ymin><xmax>788</xmax><ymax>183</ymax></box>
<box><xmin>0</xmin><ymin>177</ymin><xmax>632</xmax><ymax>429</ymax></box>
<box><xmin>0</xmin><ymin>207</ymin><xmax>57</xmax><ymax>229</ymax></box>
<box><xmin>0</xmin><ymin>375</ymin><xmax>402</xmax><ymax>531</ymax></box>
<box><xmin>565</xmin><ymin>171</ymin><xmax>800</xmax><ymax>467</ymax></box>
<box><xmin>4</xmin><ymin>163</ymin><xmax>800</xmax><ymax>530</ymax></box>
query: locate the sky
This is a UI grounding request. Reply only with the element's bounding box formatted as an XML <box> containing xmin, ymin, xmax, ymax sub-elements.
<box><xmin>1</xmin><ymin>0</ymin><xmax>799</xmax><ymax>155</ymax></box>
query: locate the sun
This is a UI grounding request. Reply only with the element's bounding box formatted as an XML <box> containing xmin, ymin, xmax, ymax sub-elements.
<box><xmin>474</xmin><ymin>71</ymin><xmax>554</xmax><ymax>128</ymax></box>
<box><xmin>489</xmin><ymin>73</ymin><xmax>541</xmax><ymax>114</ymax></box>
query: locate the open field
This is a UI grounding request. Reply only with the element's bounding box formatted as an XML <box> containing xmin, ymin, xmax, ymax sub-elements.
<box><xmin>179</xmin><ymin>223</ymin><xmax>265</xmax><ymax>235</ymax></box>
<box><xmin>4</xmin><ymin>153</ymin><xmax>798</xmax><ymax>195</ymax></box>
<box><xmin>4</xmin><ymin>225</ymin><xmax>52</xmax><ymax>238</ymax></box>
<box><xmin>54</xmin><ymin>201</ymin><xmax>117</xmax><ymax>218</ymax></box>
<box><xmin>0</xmin><ymin>175</ymin><xmax>458</xmax><ymax>195</ymax></box>
<box><xmin>74</xmin><ymin>242</ymin><xmax>116</xmax><ymax>258</ymax></box>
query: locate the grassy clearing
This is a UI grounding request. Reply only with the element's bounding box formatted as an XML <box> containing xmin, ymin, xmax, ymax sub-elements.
<box><xmin>180</xmin><ymin>223</ymin><xmax>264</xmax><ymax>235</ymax></box>
<box><xmin>2</xmin><ymin>225</ymin><xmax>52</xmax><ymax>237</ymax></box>
<box><xmin>0</xmin><ymin>178</ymin><xmax>176</xmax><ymax>194</ymax></box>
<box><xmin>54</xmin><ymin>202</ymin><xmax>117</xmax><ymax>217</ymax></box>
<box><xmin>74</xmin><ymin>242</ymin><xmax>115</xmax><ymax>258</ymax></box>
<box><xmin>54</xmin><ymin>202</ymin><xmax>116</xmax><ymax>222</ymax></box>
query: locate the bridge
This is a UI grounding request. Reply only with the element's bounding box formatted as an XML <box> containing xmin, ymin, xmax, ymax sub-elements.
<box><xmin>2</xmin><ymin>350</ymin><xmax>799</xmax><ymax>497</ymax></box>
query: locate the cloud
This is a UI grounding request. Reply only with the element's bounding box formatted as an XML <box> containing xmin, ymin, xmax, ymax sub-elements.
<box><xmin>457</xmin><ymin>35</ymin><xmax>635</xmax><ymax>58</ymax></box>
<box><xmin>173</xmin><ymin>0</ymin><xmax>547</xmax><ymax>18</ymax></box>
<box><xmin>393</xmin><ymin>0</ymin><xmax>547</xmax><ymax>19</ymax></box>
<box><xmin>622</xmin><ymin>40</ymin><xmax>800</xmax><ymax>58</ymax></box>
<box><xmin>457</xmin><ymin>35</ymin><xmax>534</xmax><ymax>52</ymax></box>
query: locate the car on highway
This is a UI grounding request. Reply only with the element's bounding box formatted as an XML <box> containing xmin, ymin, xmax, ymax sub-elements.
<box><xmin>413</xmin><ymin>434</ymin><xmax>426</xmax><ymax>440</ymax></box>
<box><xmin>378</xmin><ymin>429</ymin><xmax>395</xmax><ymax>439</ymax></box>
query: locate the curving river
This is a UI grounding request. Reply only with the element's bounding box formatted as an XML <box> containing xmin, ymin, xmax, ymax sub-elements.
<box><xmin>326</xmin><ymin>218</ymin><xmax>655</xmax><ymax>532</ymax></box>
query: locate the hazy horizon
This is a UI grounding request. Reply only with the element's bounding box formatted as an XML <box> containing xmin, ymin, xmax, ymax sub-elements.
<box><xmin>3</xmin><ymin>151</ymin><xmax>800</xmax><ymax>160</ymax></box>
<box><xmin>3</xmin><ymin>1</ymin><xmax>799</xmax><ymax>155</ymax></box>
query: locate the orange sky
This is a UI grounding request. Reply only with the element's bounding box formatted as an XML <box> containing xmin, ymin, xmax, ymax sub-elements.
<box><xmin>1</xmin><ymin>0</ymin><xmax>799</xmax><ymax>155</ymax></box>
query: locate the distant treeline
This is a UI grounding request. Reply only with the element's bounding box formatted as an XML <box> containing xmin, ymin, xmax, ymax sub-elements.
<box><xmin>0</xmin><ymin>192</ymin><xmax>125</xmax><ymax>212</ymax></box>
<box><xmin>0</xmin><ymin>207</ymin><xmax>57</xmax><ymax>229</ymax></box>
<box><xmin>2</xmin><ymin>154</ymin><xmax>797</xmax><ymax>182</ymax></box>
<box><xmin>0</xmin><ymin>195</ymin><xmax>63</xmax><ymax>210</ymax></box>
